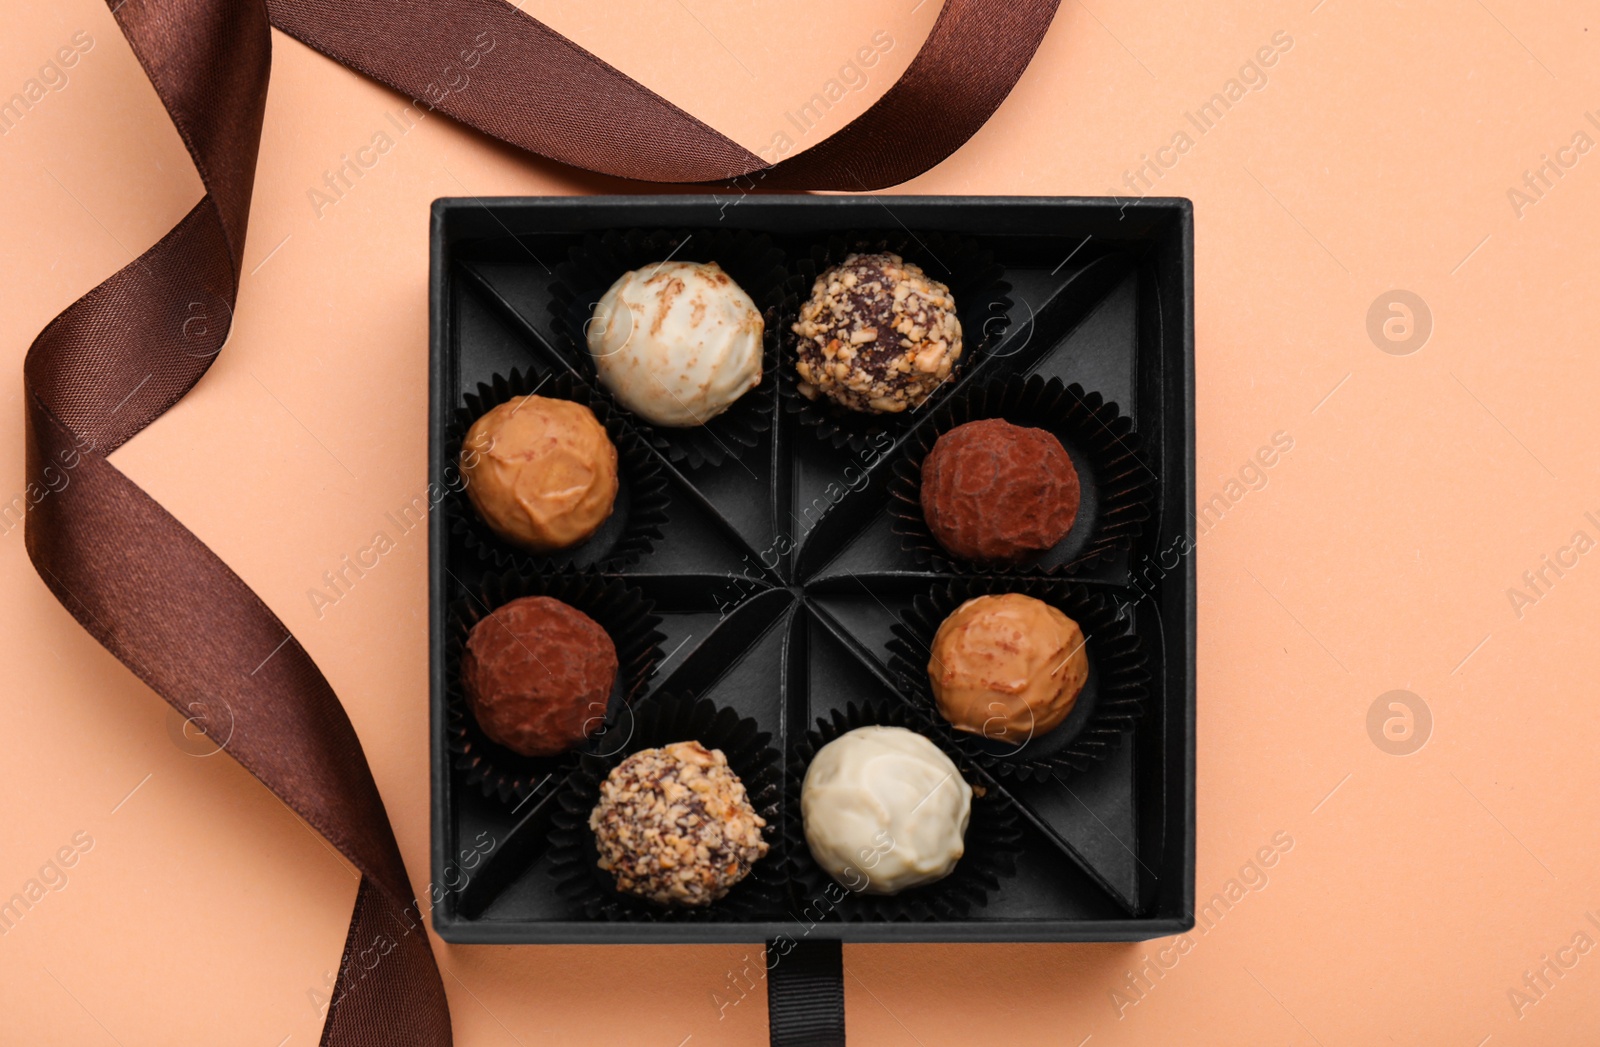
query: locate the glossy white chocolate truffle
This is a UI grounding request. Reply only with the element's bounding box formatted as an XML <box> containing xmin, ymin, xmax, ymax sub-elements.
<box><xmin>800</xmin><ymin>725</ymin><xmax>971</xmax><ymax>895</ymax></box>
<box><xmin>586</xmin><ymin>260</ymin><xmax>763</xmax><ymax>427</ymax></box>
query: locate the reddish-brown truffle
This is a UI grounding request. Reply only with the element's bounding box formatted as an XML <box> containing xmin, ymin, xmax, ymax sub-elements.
<box><xmin>920</xmin><ymin>418</ymin><xmax>1080</xmax><ymax>563</ymax></box>
<box><xmin>462</xmin><ymin>596</ymin><xmax>618</xmax><ymax>758</ymax></box>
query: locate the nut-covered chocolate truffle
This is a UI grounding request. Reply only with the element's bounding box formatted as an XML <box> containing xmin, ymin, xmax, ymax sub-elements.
<box><xmin>589</xmin><ymin>741</ymin><xmax>769</xmax><ymax>907</ymax></box>
<box><xmin>921</xmin><ymin>418</ymin><xmax>1081</xmax><ymax>563</ymax></box>
<box><xmin>462</xmin><ymin>596</ymin><xmax>618</xmax><ymax>758</ymax></box>
<box><xmin>792</xmin><ymin>252</ymin><xmax>962</xmax><ymax>414</ymax></box>
<box><xmin>460</xmin><ymin>395</ymin><xmax>618</xmax><ymax>553</ymax></box>
<box><xmin>587</xmin><ymin>260</ymin><xmax>764</xmax><ymax>427</ymax></box>
<box><xmin>928</xmin><ymin>593</ymin><xmax>1088</xmax><ymax>745</ymax></box>
<box><xmin>801</xmin><ymin>725</ymin><xmax>971</xmax><ymax>895</ymax></box>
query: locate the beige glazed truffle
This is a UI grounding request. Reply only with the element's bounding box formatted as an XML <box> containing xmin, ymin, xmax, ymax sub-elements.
<box><xmin>928</xmin><ymin>593</ymin><xmax>1089</xmax><ymax>745</ymax></box>
<box><xmin>801</xmin><ymin>725</ymin><xmax>971</xmax><ymax>895</ymax></box>
<box><xmin>589</xmin><ymin>741</ymin><xmax>769</xmax><ymax>907</ymax></box>
<box><xmin>459</xmin><ymin>395</ymin><xmax>618</xmax><ymax>553</ymax></box>
<box><xmin>586</xmin><ymin>260</ymin><xmax>764</xmax><ymax>427</ymax></box>
<box><xmin>791</xmin><ymin>252</ymin><xmax>963</xmax><ymax>414</ymax></box>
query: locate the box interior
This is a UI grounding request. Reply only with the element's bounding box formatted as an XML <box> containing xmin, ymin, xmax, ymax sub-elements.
<box><xmin>429</xmin><ymin>196</ymin><xmax>1194</xmax><ymax>944</ymax></box>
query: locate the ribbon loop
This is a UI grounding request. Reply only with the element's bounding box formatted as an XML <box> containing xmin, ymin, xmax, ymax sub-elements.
<box><xmin>26</xmin><ymin>1</ymin><xmax>1061</xmax><ymax>1042</ymax></box>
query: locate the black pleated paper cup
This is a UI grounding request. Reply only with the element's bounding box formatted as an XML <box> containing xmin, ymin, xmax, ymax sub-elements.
<box><xmin>887</xmin><ymin>579</ymin><xmax>1150</xmax><ymax>783</ymax></box>
<box><xmin>446</xmin><ymin>570</ymin><xmax>664</xmax><ymax>806</ymax></box>
<box><xmin>446</xmin><ymin>369</ymin><xmax>670</xmax><ymax>574</ymax></box>
<box><xmin>782</xmin><ymin>232</ymin><xmax>1012</xmax><ymax>454</ymax></box>
<box><xmin>887</xmin><ymin>375</ymin><xmax>1154</xmax><ymax>575</ymax></box>
<box><xmin>547</xmin><ymin>228</ymin><xmax>787</xmax><ymax>470</ymax></box>
<box><xmin>784</xmin><ymin>701</ymin><xmax>1021</xmax><ymax>923</ymax></box>
<box><xmin>546</xmin><ymin>694</ymin><xmax>785</xmax><ymax>922</ymax></box>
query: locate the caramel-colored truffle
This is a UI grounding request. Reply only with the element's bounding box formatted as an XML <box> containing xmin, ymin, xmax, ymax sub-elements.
<box><xmin>921</xmin><ymin>419</ymin><xmax>1080</xmax><ymax>563</ymax></box>
<box><xmin>462</xmin><ymin>596</ymin><xmax>618</xmax><ymax>758</ymax></box>
<box><xmin>927</xmin><ymin>594</ymin><xmax>1088</xmax><ymax>745</ymax></box>
<box><xmin>792</xmin><ymin>252</ymin><xmax>962</xmax><ymax>414</ymax></box>
<box><xmin>460</xmin><ymin>395</ymin><xmax>618</xmax><ymax>552</ymax></box>
<box><xmin>589</xmin><ymin>741</ymin><xmax>769</xmax><ymax>907</ymax></box>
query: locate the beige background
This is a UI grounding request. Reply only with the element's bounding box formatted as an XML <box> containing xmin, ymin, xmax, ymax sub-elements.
<box><xmin>4</xmin><ymin>0</ymin><xmax>1600</xmax><ymax>1043</ymax></box>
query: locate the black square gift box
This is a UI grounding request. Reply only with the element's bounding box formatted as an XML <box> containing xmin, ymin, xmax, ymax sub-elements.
<box><xmin>428</xmin><ymin>195</ymin><xmax>1194</xmax><ymax>944</ymax></box>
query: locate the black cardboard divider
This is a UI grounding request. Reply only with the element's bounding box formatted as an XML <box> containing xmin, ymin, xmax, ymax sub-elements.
<box><xmin>431</xmin><ymin>196</ymin><xmax>1195</xmax><ymax>944</ymax></box>
<box><xmin>453</xmin><ymin>784</ymin><xmax>564</xmax><ymax>920</ymax></box>
<box><xmin>997</xmin><ymin>254</ymin><xmax>1141</xmax><ymax>392</ymax></box>
<box><xmin>454</xmin><ymin>260</ymin><xmax>575</xmax><ymax>382</ymax></box>
<box><xmin>1001</xmin><ymin>749</ymin><xmax>1145</xmax><ymax>913</ymax></box>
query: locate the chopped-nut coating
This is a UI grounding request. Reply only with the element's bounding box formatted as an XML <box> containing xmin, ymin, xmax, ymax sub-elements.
<box><xmin>792</xmin><ymin>252</ymin><xmax>962</xmax><ymax>414</ymax></box>
<box><xmin>589</xmin><ymin>740</ymin><xmax>769</xmax><ymax>907</ymax></box>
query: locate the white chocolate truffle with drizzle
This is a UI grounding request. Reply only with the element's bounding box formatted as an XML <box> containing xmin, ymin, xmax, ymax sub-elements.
<box><xmin>800</xmin><ymin>725</ymin><xmax>972</xmax><ymax>895</ymax></box>
<box><xmin>586</xmin><ymin>260</ymin><xmax>764</xmax><ymax>427</ymax></box>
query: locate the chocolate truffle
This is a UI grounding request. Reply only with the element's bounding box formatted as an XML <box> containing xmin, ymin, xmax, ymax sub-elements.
<box><xmin>460</xmin><ymin>395</ymin><xmax>618</xmax><ymax>553</ymax></box>
<box><xmin>801</xmin><ymin>725</ymin><xmax>971</xmax><ymax>895</ymax></box>
<box><xmin>462</xmin><ymin>596</ymin><xmax>618</xmax><ymax>758</ymax></box>
<box><xmin>928</xmin><ymin>593</ymin><xmax>1088</xmax><ymax>746</ymax></box>
<box><xmin>921</xmin><ymin>418</ymin><xmax>1081</xmax><ymax>563</ymax></box>
<box><xmin>589</xmin><ymin>741</ymin><xmax>769</xmax><ymax>907</ymax></box>
<box><xmin>586</xmin><ymin>260</ymin><xmax>764</xmax><ymax>427</ymax></box>
<box><xmin>792</xmin><ymin>252</ymin><xmax>962</xmax><ymax>414</ymax></box>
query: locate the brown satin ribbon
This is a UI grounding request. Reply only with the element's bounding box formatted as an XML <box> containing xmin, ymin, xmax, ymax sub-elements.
<box><xmin>23</xmin><ymin>0</ymin><xmax>1060</xmax><ymax>1043</ymax></box>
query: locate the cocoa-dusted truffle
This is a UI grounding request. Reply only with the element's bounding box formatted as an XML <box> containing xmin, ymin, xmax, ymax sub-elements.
<box><xmin>792</xmin><ymin>252</ymin><xmax>962</xmax><ymax>414</ymax></box>
<box><xmin>589</xmin><ymin>741</ymin><xmax>769</xmax><ymax>907</ymax></box>
<box><xmin>928</xmin><ymin>593</ymin><xmax>1088</xmax><ymax>745</ymax></box>
<box><xmin>462</xmin><ymin>596</ymin><xmax>618</xmax><ymax>758</ymax></box>
<box><xmin>460</xmin><ymin>395</ymin><xmax>618</xmax><ymax>552</ymax></box>
<box><xmin>921</xmin><ymin>418</ymin><xmax>1081</xmax><ymax>563</ymax></box>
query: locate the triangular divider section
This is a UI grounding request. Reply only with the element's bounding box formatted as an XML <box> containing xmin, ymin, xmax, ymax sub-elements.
<box><xmin>629</xmin><ymin>464</ymin><xmax>771</xmax><ymax>580</ymax></box>
<box><xmin>984</xmin><ymin>819</ymin><xmax>1129</xmax><ymax>921</ymax></box>
<box><xmin>658</xmin><ymin>441</ymin><xmax>779</xmax><ymax>573</ymax></box>
<box><xmin>804</xmin><ymin>513</ymin><xmax>914</xmax><ymax>585</ymax></box>
<box><xmin>803</xmin><ymin>585</ymin><xmax>920</xmax><ymax>679</ymax></box>
<box><xmin>791</xmin><ymin>440</ymin><xmax>898</xmax><ymax>581</ymax></box>
<box><xmin>452</xmin><ymin>264</ymin><xmax>572</xmax><ymax>401</ymax></box>
<box><xmin>461</xmin><ymin>260</ymin><xmax>568</xmax><ymax>360</ymax></box>
<box><xmin>453</xmin><ymin>785</ymin><xmax>565</xmax><ymax>920</ymax></box>
<box><xmin>1023</xmin><ymin>271</ymin><xmax>1140</xmax><ymax>415</ymax></box>
<box><xmin>647</xmin><ymin>588</ymin><xmax>793</xmax><ymax>731</ymax></box>
<box><xmin>799</xmin><ymin>600</ymin><xmax>907</xmax><ymax>724</ymax></box>
<box><xmin>978</xmin><ymin>253</ymin><xmax>1135</xmax><ymax>379</ymax></box>
<box><xmin>1005</xmin><ymin>755</ymin><xmax>1143</xmax><ymax>915</ymax></box>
